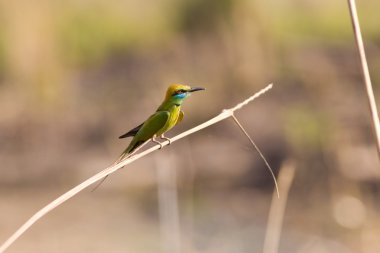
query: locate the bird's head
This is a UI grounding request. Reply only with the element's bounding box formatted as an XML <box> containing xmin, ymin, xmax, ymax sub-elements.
<box><xmin>165</xmin><ymin>84</ymin><xmax>205</xmax><ymax>101</ymax></box>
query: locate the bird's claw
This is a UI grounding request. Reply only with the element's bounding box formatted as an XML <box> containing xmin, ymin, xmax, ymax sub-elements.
<box><xmin>152</xmin><ymin>138</ymin><xmax>164</xmax><ymax>149</ymax></box>
<box><xmin>160</xmin><ymin>136</ymin><xmax>172</xmax><ymax>145</ymax></box>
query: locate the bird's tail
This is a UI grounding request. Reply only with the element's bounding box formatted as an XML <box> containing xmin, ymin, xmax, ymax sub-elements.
<box><xmin>119</xmin><ymin>140</ymin><xmax>145</xmax><ymax>161</ymax></box>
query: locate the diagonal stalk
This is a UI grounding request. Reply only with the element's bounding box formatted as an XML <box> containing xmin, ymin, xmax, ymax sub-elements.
<box><xmin>347</xmin><ymin>0</ymin><xmax>380</xmax><ymax>157</ymax></box>
<box><xmin>0</xmin><ymin>84</ymin><xmax>273</xmax><ymax>253</ymax></box>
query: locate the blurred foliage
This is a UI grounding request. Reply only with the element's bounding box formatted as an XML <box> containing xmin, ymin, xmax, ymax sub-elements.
<box><xmin>175</xmin><ymin>0</ymin><xmax>234</xmax><ymax>34</ymax></box>
<box><xmin>260</xmin><ymin>0</ymin><xmax>380</xmax><ymax>45</ymax></box>
<box><xmin>57</xmin><ymin>1</ymin><xmax>173</xmax><ymax>66</ymax></box>
<box><xmin>284</xmin><ymin>106</ymin><xmax>329</xmax><ymax>153</ymax></box>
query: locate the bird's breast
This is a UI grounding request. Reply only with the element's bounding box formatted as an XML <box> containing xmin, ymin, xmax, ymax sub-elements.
<box><xmin>157</xmin><ymin>106</ymin><xmax>181</xmax><ymax>135</ymax></box>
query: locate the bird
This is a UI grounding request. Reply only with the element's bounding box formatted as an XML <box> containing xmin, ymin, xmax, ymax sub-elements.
<box><xmin>118</xmin><ymin>84</ymin><xmax>205</xmax><ymax>160</ymax></box>
<box><xmin>91</xmin><ymin>84</ymin><xmax>205</xmax><ymax>192</ymax></box>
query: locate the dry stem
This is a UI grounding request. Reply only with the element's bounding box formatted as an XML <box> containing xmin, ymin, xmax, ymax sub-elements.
<box><xmin>347</xmin><ymin>0</ymin><xmax>380</xmax><ymax>156</ymax></box>
<box><xmin>155</xmin><ymin>154</ymin><xmax>181</xmax><ymax>253</ymax></box>
<box><xmin>0</xmin><ymin>83</ymin><xmax>273</xmax><ymax>253</ymax></box>
<box><xmin>263</xmin><ymin>160</ymin><xmax>296</xmax><ymax>253</ymax></box>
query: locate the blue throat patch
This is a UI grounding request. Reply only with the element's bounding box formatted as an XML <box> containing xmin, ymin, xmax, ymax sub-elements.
<box><xmin>174</xmin><ymin>93</ymin><xmax>187</xmax><ymax>99</ymax></box>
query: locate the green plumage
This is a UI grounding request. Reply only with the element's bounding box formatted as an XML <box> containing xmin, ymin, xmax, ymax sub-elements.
<box><xmin>118</xmin><ymin>84</ymin><xmax>204</xmax><ymax>159</ymax></box>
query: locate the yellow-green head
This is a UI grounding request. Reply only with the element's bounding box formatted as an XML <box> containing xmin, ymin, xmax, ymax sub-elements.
<box><xmin>164</xmin><ymin>84</ymin><xmax>205</xmax><ymax>101</ymax></box>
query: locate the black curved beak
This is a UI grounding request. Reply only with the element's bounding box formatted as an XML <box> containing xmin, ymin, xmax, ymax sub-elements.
<box><xmin>189</xmin><ymin>87</ymin><xmax>205</xmax><ymax>93</ymax></box>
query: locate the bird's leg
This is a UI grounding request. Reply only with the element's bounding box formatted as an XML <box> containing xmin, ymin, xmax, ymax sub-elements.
<box><xmin>160</xmin><ymin>134</ymin><xmax>172</xmax><ymax>145</ymax></box>
<box><xmin>151</xmin><ymin>136</ymin><xmax>164</xmax><ymax>149</ymax></box>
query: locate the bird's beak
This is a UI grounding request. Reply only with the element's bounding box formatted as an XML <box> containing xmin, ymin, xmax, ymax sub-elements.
<box><xmin>189</xmin><ymin>87</ymin><xmax>205</xmax><ymax>93</ymax></box>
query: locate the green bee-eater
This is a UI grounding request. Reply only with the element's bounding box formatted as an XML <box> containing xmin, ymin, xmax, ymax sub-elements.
<box><xmin>118</xmin><ymin>84</ymin><xmax>205</xmax><ymax>160</ymax></box>
<box><xmin>92</xmin><ymin>84</ymin><xmax>205</xmax><ymax>191</ymax></box>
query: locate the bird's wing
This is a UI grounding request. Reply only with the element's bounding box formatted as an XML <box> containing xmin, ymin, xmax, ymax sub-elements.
<box><xmin>176</xmin><ymin>111</ymin><xmax>184</xmax><ymax>125</ymax></box>
<box><xmin>121</xmin><ymin>111</ymin><xmax>170</xmax><ymax>155</ymax></box>
<box><xmin>119</xmin><ymin>122</ymin><xmax>144</xmax><ymax>139</ymax></box>
<box><xmin>137</xmin><ymin>111</ymin><xmax>170</xmax><ymax>139</ymax></box>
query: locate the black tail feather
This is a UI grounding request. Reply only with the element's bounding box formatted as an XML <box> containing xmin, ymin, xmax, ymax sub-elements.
<box><xmin>119</xmin><ymin>123</ymin><xmax>144</xmax><ymax>139</ymax></box>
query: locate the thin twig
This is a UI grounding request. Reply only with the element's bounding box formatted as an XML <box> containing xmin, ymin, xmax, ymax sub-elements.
<box><xmin>0</xmin><ymin>83</ymin><xmax>273</xmax><ymax>253</ymax></box>
<box><xmin>263</xmin><ymin>160</ymin><xmax>296</xmax><ymax>253</ymax></box>
<box><xmin>347</xmin><ymin>0</ymin><xmax>380</xmax><ymax>157</ymax></box>
<box><xmin>231</xmin><ymin>114</ymin><xmax>279</xmax><ymax>198</ymax></box>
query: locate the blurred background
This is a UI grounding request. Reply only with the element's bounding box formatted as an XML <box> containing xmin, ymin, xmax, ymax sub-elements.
<box><xmin>1</xmin><ymin>0</ymin><xmax>380</xmax><ymax>252</ymax></box>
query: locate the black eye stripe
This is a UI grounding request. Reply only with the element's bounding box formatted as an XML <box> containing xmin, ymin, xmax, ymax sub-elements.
<box><xmin>173</xmin><ymin>89</ymin><xmax>187</xmax><ymax>96</ymax></box>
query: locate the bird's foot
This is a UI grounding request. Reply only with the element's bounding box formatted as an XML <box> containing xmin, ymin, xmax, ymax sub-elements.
<box><xmin>152</xmin><ymin>138</ymin><xmax>164</xmax><ymax>149</ymax></box>
<box><xmin>160</xmin><ymin>135</ymin><xmax>172</xmax><ymax>145</ymax></box>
